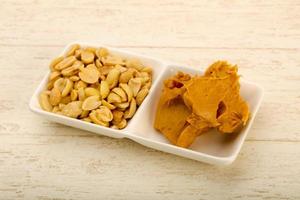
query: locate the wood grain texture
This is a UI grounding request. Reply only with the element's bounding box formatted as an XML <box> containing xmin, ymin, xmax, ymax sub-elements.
<box><xmin>0</xmin><ymin>0</ymin><xmax>300</xmax><ymax>199</ymax></box>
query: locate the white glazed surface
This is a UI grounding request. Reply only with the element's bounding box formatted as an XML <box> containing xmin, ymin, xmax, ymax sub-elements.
<box><xmin>29</xmin><ymin>43</ymin><xmax>264</xmax><ymax>165</ymax></box>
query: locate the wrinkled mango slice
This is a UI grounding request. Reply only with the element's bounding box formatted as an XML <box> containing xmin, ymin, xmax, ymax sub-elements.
<box><xmin>154</xmin><ymin>61</ymin><xmax>250</xmax><ymax>148</ymax></box>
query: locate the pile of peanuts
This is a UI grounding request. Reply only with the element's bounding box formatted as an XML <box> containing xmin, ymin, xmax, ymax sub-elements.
<box><xmin>39</xmin><ymin>44</ymin><xmax>152</xmax><ymax>129</ymax></box>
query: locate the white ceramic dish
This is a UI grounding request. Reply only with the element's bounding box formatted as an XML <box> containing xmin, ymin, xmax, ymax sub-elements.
<box><xmin>29</xmin><ymin>43</ymin><xmax>264</xmax><ymax>165</ymax></box>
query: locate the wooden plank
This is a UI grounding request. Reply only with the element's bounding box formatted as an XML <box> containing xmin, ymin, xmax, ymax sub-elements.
<box><xmin>0</xmin><ymin>0</ymin><xmax>300</xmax><ymax>48</ymax></box>
<box><xmin>0</xmin><ymin>138</ymin><xmax>299</xmax><ymax>199</ymax></box>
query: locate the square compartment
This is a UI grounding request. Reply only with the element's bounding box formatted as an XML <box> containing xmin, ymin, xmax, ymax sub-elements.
<box><xmin>126</xmin><ymin>65</ymin><xmax>264</xmax><ymax>165</ymax></box>
<box><xmin>29</xmin><ymin>43</ymin><xmax>167</xmax><ymax>138</ymax></box>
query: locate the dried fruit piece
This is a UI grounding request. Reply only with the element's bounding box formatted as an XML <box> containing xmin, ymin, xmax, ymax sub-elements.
<box><xmin>82</xmin><ymin>95</ymin><xmax>101</xmax><ymax>111</ymax></box>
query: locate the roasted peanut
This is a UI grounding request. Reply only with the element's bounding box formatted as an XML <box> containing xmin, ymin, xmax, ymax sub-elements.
<box><xmin>107</xmin><ymin>92</ymin><xmax>122</xmax><ymax>103</ymax></box>
<box><xmin>101</xmin><ymin>100</ymin><xmax>116</xmax><ymax>110</ymax></box>
<box><xmin>89</xmin><ymin>110</ymin><xmax>109</xmax><ymax>127</ymax></box>
<box><xmin>124</xmin><ymin>98</ymin><xmax>137</xmax><ymax>119</ymax></box>
<box><xmin>50</xmin><ymin>56</ymin><xmax>64</xmax><ymax>71</ymax></box>
<box><xmin>55</xmin><ymin>56</ymin><xmax>77</xmax><ymax>70</ymax></box>
<box><xmin>79</xmin><ymin>64</ymin><xmax>99</xmax><ymax>84</ymax></box>
<box><xmin>62</xmin><ymin>101</ymin><xmax>82</xmax><ymax>118</ymax></box>
<box><xmin>85</xmin><ymin>87</ymin><xmax>100</xmax><ymax>97</ymax></box>
<box><xmin>66</xmin><ymin>44</ymin><xmax>80</xmax><ymax>57</ymax></box>
<box><xmin>70</xmin><ymin>89</ymin><xmax>78</xmax><ymax>101</ymax></box>
<box><xmin>74</xmin><ymin>80</ymin><xmax>87</xmax><ymax>89</ymax></box>
<box><xmin>49</xmin><ymin>71</ymin><xmax>61</xmax><ymax>81</ymax></box>
<box><xmin>119</xmin><ymin>68</ymin><xmax>134</xmax><ymax>83</ymax></box>
<box><xmin>100</xmin><ymin>80</ymin><xmax>110</xmax><ymax>99</ymax></box>
<box><xmin>128</xmin><ymin>78</ymin><xmax>142</xmax><ymax>97</ymax></box>
<box><xmin>95</xmin><ymin>59</ymin><xmax>103</xmax><ymax>68</ymax></box>
<box><xmin>78</xmin><ymin>87</ymin><xmax>86</xmax><ymax>101</ymax></box>
<box><xmin>61</xmin><ymin>79</ymin><xmax>73</xmax><ymax>97</ymax></box>
<box><xmin>114</xmin><ymin>102</ymin><xmax>130</xmax><ymax>109</ymax></box>
<box><xmin>39</xmin><ymin>91</ymin><xmax>53</xmax><ymax>111</ymax></box>
<box><xmin>106</xmin><ymin>68</ymin><xmax>121</xmax><ymax>89</ymax></box>
<box><xmin>126</xmin><ymin>58</ymin><xmax>143</xmax><ymax>70</ymax></box>
<box><xmin>82</xmin><ymin>95</ymin><xmax>101</xmax><ymax>111</ymax></box>
<box><xmin>112</xmin><ymin>110</ymin><xmax>124</xmax><ymax>123</ymax></box>
<box><xmin>112</xmin><ymin>87</ymin><xmax>127</xmax><ymax>102</ymax></box>
<box><xmin>119</xmin><ymin>83</ymin><xmax>133</xmax><ymax>102</ymax></box>
<box><xmin>96</xmin><ymin>106</ymin><xmax>113</xmax><ymax>122</ymax></box>
<box><xmin>81</xmin><ymin>50</ymin><xmax>94</xmax><ymax>64</ymax></box>
<box><xmin>69</xmin><ymin>75</ymin><xmax>80</xmax><ymax>82</ymax></box>
<box><xmin>49</xmin><ymin>87</ymin><xmax>62</xmax><ymax>106</ymax></box>
<box><xmin>95</xmin><ymin>48</ymin><xmax>108</xmax><ymax>58</ymax></box>
<box><xmin>112</xmin><ymin>118</ymin><xmax>127</xmax><ymax>129</ymax></box>
<box><xmin>136</xmin><ymin>88</ymin><xmax>149</xmax><ymax>105</ymax></box>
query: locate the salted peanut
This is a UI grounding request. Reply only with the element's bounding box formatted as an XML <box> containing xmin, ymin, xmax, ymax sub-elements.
<box><xmin>39</xmin><ymin>91</ymin><xmax>53</xmax><ymax>111</ymax></box>
<box><xmin>70</xmin><ymin>89</ymin><xmax>78</xmax><ymax>101</ymax></box>
<box><xmin>53</xmin><ymin>78</ymin><xmax>65</xmax><ymax>92</ymax></box>
<box><xmin>141</xmin><ymin>67</ymin><xmax>152</xmax><ymax>74</ymax></box>
<box><xmin>99</xmin><ymin>66</ymin><xmax>114</xmax><ymax>76</ymax></box>
<box><xmin>95</xmin><ymin>48</ymin><xmax>108</xmax><ymax>58</ymax></box>
<box><xmin>112</xmin><ymin>110</ymin><xmax>124</xmax><ymax>123</ymax></box>
<box><xmin>85</xmin><ymin>87</ymin><xmax>100</xmax><ymax>97</ymax></box>
<box><xmin>128</xmin><ymin>78</ymin><xmax>142</xmax><ymax>97</ymax></box>
<box><xmin>85</xmin><ymin>47</ymin><xmax>97</xmax><ymax>54</ymax></box>
<box><xmin>58</xmin><ymin>103</ymin><xmax>66</xmax><ymax>110</ymax></box>
<box><xmin>114</xmin><ymin>102</ymin><xmax>130</xmax><ymax>109</ymax></box>
<box><xmin>90</xmin><ymin>82</ymin><xmax>100</xmax><ymax>89</ymax></box>
<box><xmin>47</xmin><ymin>76</ymin><xmax>60</xmax><ymax>90</ymax></box>
<box><xmin>62</xmin><ymin>101</ymin><xmax>82</xmax><ymax>118</ymax></box>
<box><xmin>82</xmin><ymin>95</ymin><xmax>101</xmax><ymax>111</ymax></box>
<box><xmin>106</xmin><ymin>68</ymin><xmax>121</xmax><ymax>89</ymax></box>
<box><xmin>49</xmin><ymin>71</ymin><xmax>61</xmax><ymax>81</ymax></box>
<box><xmin>102</xmin><ymin>55</ymin><xmax>124</xmax><ymax>66</ymax></box>
<box><xmin>110</xmin><ymin>125</ymin><xmax>119</xmax><ymax>129</ymax></box>
<box><xmin>126</xmin><ymin>58</ymin><xmax>143</xmax><ymax>70</ymax></box>
<box><xmin>52</xmin><ymin>106</ymin><xmax>60</xmax><ymax>113</ymax></box>
<box><xmin>80</xmin><ymin>110</ymin><xmax>90</xmax><ymax>118</ymax></box>
<box><xmin>135</xmin><ymin>77</ymin><xmax>150</xmax><ymax>85</ymax></box>
<box><xmin>142</xmin><ymin>81</ymin><xmax>152</xmax><ymax>90</ymax></box>
<box><xmin>136</xmin><ymin>88</ymin><xmax>149</xmax><ymax>105</ymax></box>
<box><xmin>69</xmin><ymin>75</ymin><xmax>80</xmax><ymax>82</ymax></box>
<box><xmin>81</xmin><ymin>50</ymin><xmax>95</xmax><ymax>64</ymax></box>
<box><xmin>55</xmin><ymin>56</ymin><xmax>76</xmax><ymax>70</ymax></box>
<box><xmin>115</xmin><ymin>65</ymin><xmax>127</xmax><ymax>73</ymax></box>
<box><xmin>101</xmin><ymin>99</ymin><xmax>116</xmax><ymax>110</ymax></box>
<box><xmin>60</xmin><ymin>96</ymin><xmax>72</xmax><ymax>104</ymax></box>
<box><xmin>66</xmin><ymin>44</ymin><xmax>80</xmax><ymax>57</ymax></box>
<box><xmin>74</xmin><ymin>80</ymin><xmax>87</xmax><ymax>89</ymax></box>
<box><xmin>113</xmin><ymin>118</ymin><xmax>127</xmax><ymax>129</ymax></box>
<box><xmin>61</xmin><ymin>61</ymin><xmax>83</xmax><ymax>76</ymax></box>
<box><xmin>78</xmin><ymin>87</ymin><xmax>86</xmax><ymax>101</ymax></box>
<box><xmin>74</xmin><ymin>49</ymin><xmax>82</xmax><ymax>59</ymax></box>
<box><xmin>100</xmin><ymin>80</ymin><xmax>110</xmax><ymax>99</ymax></box>
<box><xmin>61</xmin><ymin>79</ymin><xmax>73</xmax><ymax>97</ymax></box>
<box><xmin>79</xmin><ymin>64</ymin><xmax>99</xmax><ymax>84</ymax></box>
<box><xmin>82</xmin><ymin>117</ymin><xmax>92</xmax><ymax>123</ymax></box>
<box><xmin>96</xmin><ymin>106</ymin><xmax>113</xmax><ymax>122</ymax></box>
<box><xmin>89</xmin><ymin>110</ymin><xmax>109</xmax><ymax>127</ymax></box>
<box><xmin>124</xmin><ymin>98</ymin><xmax>137</xmax><ymax>119</ymax></box>
<box><xmin>107</xmin><ymin>92</ymin><xmax>122</xmax><ymax>103</ymax></box>
<box><xmin>49</xmin><ymin>56</ymin><xmax>64</xmax><ymax>71</ymax></box>
<box><xmin>119</xmin><ymin>83</ymin><xmax>133</xmax><ymax>102</ymax></box>
<box><xmin>95</xmin><ymin>59</ymin><xmax>102</xmax><ymax>68</ymax></box>
<box><xmin>49</xmin><ymin>87</ymin><xmax>62</xmax><ymax>106</ymax></box>
<box><xmin>112</xmin><ymin>87</ymin><xmax>127</xmax><ymax>102</ymax></box>
<box><xmin>119</xmin><ymin>68</ymin><xmax>135</xmax><ymax>83</ymax></box>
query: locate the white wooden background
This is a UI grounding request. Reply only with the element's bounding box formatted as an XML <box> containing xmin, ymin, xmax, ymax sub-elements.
<box><xmin>0</xmin><ymin>0</ymin><xmax>300</xmax><ymax>199</ymax></box>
